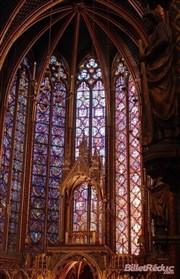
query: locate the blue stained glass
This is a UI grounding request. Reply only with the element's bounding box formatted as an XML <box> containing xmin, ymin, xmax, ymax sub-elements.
<box><xmin>33</xmin><ymin>186</ymin><xmax>45</xmax><ymax>196</ymax></box>
<box><xmin>30</xmin><ymin>231</ymin><xmax>42</xmax><ymax>243</ymax></box>
<box><xmin>49</xmin><ymin>188</ymin><xmax>59</xmax><ymax>199</ymax></box>
<box><xmin>76</xmin><ymin>58</ymin><xmax>105</xmax><ymax>161</ymax></box>
<box><xmin>0</xmin><ymin>62</ymin><xmax>30</xmax><ymax>251</ymax></box>
<box><xmin>51</xmin><ymin>145</ymin><xmax>63</xmax><ymax>155</ymax></box>
<box><xmin>50</xmin><ymin>168</ymin><xmax>62</xmax><ymax>177</ymax></box>
<box><xmin>49</xmin><ymin>179</ymin><xmax>59</xmax><ymax>188</ymax></box>
<box><xmin>36</xmin><ymin>123</ymin><xmax>49</xmax><ymax>133</ymax></box>
<box><xmin>32</xmin><ymin>209</ymin><xmax>44</xmax><ymax>219</ymax></box>
<box><xmin>29</xmin><ymin>55</ymin><xmax>67</xmax><ymax>248</ymax></box>
<box><xmin>51</xmin><ymin>127</ymin><xmax>65</xmax><ymax>136</ymax></box>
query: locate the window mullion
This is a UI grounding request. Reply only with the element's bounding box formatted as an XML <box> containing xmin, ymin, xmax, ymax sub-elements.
<box><xmin>89</xmin><ymin>85</ymin><xmax>93</xmax><ymax>160</ymax></box>
<box><xmin>43</xmin><ymin>86</ymin><xmax>53</xmax><ymax>251</ymax></box>
<box><xmin>16</xmin><ymin>69</ymin><xmax>30</xmax><ymax>252</ymax></box>
<box><xmin>124</xmin><ymin>73</ymin><xmax>131</xmax><ymax>254</ymax></box>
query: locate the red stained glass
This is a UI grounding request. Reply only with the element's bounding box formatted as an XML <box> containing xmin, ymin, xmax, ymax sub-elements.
<box><xmin>72</xmin><ymin>183</ymin><xmax>102</xmax><ymax>242</ymax></box>
<box><xmin>115</xmin><ymin>57</ymin><xmax>142</xmax><ymax>255</ymax></box>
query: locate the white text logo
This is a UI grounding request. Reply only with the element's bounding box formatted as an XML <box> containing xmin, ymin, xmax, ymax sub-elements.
<box><xmin>124</xmin><ymin>264</ymin><xmax>174</xmax><ymax>275</ymax></box>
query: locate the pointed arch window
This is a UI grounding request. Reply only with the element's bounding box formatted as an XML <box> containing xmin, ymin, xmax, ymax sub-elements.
<box><xmin>72</xmin><ymin>56</ymin><xmax>105</xmax><ymax>245</ymax></box>
<box><xmin>114</xmin><ymin>56</ymin><xmax>142</xmax><ymax>255</ymax></box>
<box><xmin>29</xmin><ymin>55</ymin><xmax>67</xmax><ymax>250</ymax></box>
<box><xmin>0</xmin><ymin>58</ymin><xmax>30</xmax><ymax>252</ymax></box>
<box><xmin>75</xmin><ymin>57</ymin><xmax>105</xmax><ymax>162</ymax></box>
<box><xmin>72</xmin><ymin>182</ymin><xmax>102</xmax><ymax>243</ymax></box>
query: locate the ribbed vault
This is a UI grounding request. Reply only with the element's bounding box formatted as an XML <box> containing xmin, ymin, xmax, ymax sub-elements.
<box><xmin>0</xmin><ymin>0</ymin><xmax>148</xmax><ymax>92</ymax></box>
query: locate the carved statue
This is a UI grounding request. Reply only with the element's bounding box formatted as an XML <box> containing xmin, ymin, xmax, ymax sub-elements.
<box><xmin>140</xmin><ymin>8</ymin><xmax>179</xmax><ymax>145</ymax></box>
<box><xmin>150</xmin><ymin>177</ymin><xmax>168</xmax><ymax>233</ymax></box>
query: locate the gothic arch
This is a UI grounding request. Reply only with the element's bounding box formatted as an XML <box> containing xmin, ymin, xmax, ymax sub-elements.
<box><xmin>60</xmin><ymin>162</ymin><xmax>104</xmax><ymax>198</ymax></box>
<box><xmin>52</xmin><ymin>252</ymin><xmax>103</xmax><ymax>279</ymax></box>
<box><xmin>12</xmin><ymin>270</ymin><xmax>29</xmax><ymax>279</ymax></box>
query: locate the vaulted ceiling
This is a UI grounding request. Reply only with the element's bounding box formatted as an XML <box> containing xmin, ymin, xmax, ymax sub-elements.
<box><xmin>0</xmin><ymin>0</ymin><xmax>148</xmax><ymax>101</ymax></box>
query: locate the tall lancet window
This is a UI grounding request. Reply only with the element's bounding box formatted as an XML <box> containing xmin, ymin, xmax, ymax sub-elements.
<box><xmin>75</xmin><ymin>57</ymin><xmax>106</xmax><ymax>161</ymax></box>
<box><xmin>73</xmin><ymin>57</ymin><xmax>105</xmax><ymax>244</ymax></box>
<box><xmin>0</xmin><ymin>58</ymin><xmax>30</xmax><ymax>252</ymax></box>
<box><xmin>29</xmin><ymin>55</ymin><xmax>67</xmax><ymax>251</ymax></box>
<box><xmin>73</xmin><ymin>183</ymin><xmax>100</xmax><ymax>231</ymax></box>
<box><xmin>72</xmin><ymin>181</ymin><xmax>103</xmax><ymax>244</ymax></box>
<box><xmin>115</xmin><ymin>56</ymin><xmax>142</xmax><ymax>255</ymax></box>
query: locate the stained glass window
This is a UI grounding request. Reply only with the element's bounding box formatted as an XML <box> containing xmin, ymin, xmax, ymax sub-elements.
<box><xmin>0</xmin><ymin>58</ymin><xmax>30</xmax><ymax>252</ymax></box>
<box><xmin>29</xmin><ymin>55</ymin><xmax>67</xmax><ymax>250</ymax></box>
<box><xmin>72</xmin><ymin>182</ymin><xmax>102</xmax><ymax>243</ymax></box>
<box><xmin>73</xmin><ymin>183</ymin><xmax>89</xmax><ymax>231</ymax></box>
<box><xmin>0</xmin><ymin>52</ymin><xmax>143</xmax><ymax>256</ymax></box>
<box><xmin>73</xmin><ymin>57</ymin><xmax>105</xmax><ymax>244</ymax></box>
<box><xmin>115</xmin><ymin>56</ymin><xmax>142</xmax><ymax>255</ymax></box>
<box><xmin>76</xmin><ymin>57</ymin><xmax>105</xmax><ymax>161</ymax></box>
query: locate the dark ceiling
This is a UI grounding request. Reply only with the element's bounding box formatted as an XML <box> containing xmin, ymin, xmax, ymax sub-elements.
<box><xmin>0</xmin><ymin>0</ymin><xmax>148</xmax><ymax>94</ymax></box>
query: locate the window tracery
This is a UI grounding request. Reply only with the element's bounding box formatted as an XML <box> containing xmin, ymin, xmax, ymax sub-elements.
<box><xmin>75</xmin><ymin>57</ymin><xmax>106</xmax><ymax>162</ymax></box>
<box><xmin>0</xmin><ymin>58</ymin><xmax>30</xmax><ymax>252</ymax></box>
<box><xmin>114</xmin><ymin>56</ymin><xmax>142</xmax><ymax>255</ymax></box>
<box><xmin>0</xmin><ymin>53</ymin><xmax>142</xmax><ymax>257</ymax></box>
<box><xmin>29</xmin><ymin>55</ymin><xmax>67</xmax><ymax>250</ymax></box>
<box><xmin>72</xmin><ymin>182</ymin><xmax>102</xmax><ymax>243</ymax></box>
